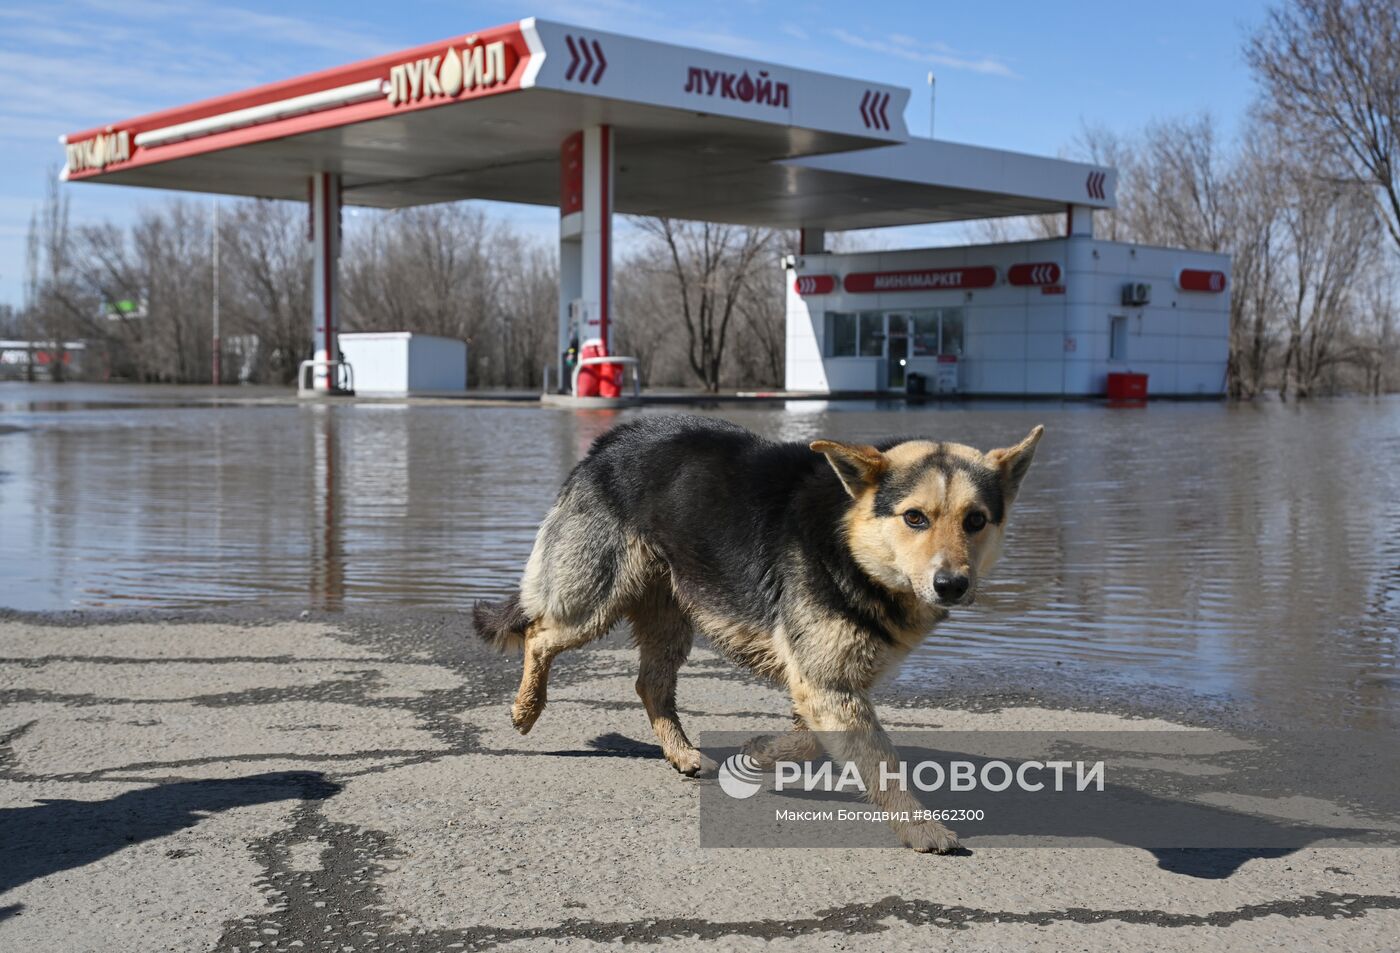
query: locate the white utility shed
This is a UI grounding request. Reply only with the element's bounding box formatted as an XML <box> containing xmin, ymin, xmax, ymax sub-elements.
<box><xmin>337</xmin><ymin>332</ymin><xmax>467</xmax><ymax>395</ymax></box>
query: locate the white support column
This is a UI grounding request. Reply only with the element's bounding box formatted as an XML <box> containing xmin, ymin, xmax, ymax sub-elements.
<box><xmin>558</xmin><ymin>126</ymin><xmax>614</xmax><ymax>363</ymax></box>
<box><xmin>580</xmin><ymin>125</ymin><xmax>613</xmax><ymax>353</ymax></box>
<box><xmin>310</xmin><ymin>172</ymin><xmax>342</xmax><ymax>392</ymax></box>
<box><xmin>1066</xmin><ymin>203</ymin><xmax>1095</xmax><ymax>238</ymax></box>
<box><xmin>558</xmin><ymin>131</ymin><xmax>581</xmax><ymax>390</ymax></box>
<box><xmin>1063</xmin><ymin>203</ymin><xmax>1096</xmax><ymax>396</ymax></box>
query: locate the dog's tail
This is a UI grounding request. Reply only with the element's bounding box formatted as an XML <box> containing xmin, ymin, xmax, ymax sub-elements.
<box><xmin>472</xmin><ymin>592</ymin><xmax>531</xmax><ymax>653</ymax></box>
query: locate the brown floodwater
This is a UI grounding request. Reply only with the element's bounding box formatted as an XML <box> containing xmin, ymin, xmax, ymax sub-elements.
<box><xmin>1</xmin><ymin>383</ymin><xmax>1397</xmax><ymax>728</ymax></box>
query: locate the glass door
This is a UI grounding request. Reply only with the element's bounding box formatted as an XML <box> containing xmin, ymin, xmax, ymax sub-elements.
<box><xmin>885</xmin><ymin>313</ymin><xmax>910</xmax><ymax>390</ymax></box>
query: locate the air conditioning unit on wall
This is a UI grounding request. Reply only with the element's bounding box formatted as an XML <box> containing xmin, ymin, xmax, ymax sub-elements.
<box><xmin>1121</xmin><ymin>282</ymin><xmax>1151</xmax><ymax>306</ymax></box>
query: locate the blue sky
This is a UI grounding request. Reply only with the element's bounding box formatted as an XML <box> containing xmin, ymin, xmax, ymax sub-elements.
<box><xmin>0</xmin><ymin>0</ymin><xmax>1274</xmax><ymax>307</ymax></box>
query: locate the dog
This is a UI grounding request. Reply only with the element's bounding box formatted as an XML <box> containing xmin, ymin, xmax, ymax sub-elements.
<box><xmin>474</xmin><ymin>413</ymin><xmax>1043</xmax><ymax>853</ymax></box>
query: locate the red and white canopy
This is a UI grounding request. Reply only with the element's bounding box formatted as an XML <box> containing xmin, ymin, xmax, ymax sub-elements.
<box><xmin>60</xmin><ymin>17</ymin><xmax>1114</xmax><ymax>229</ymax></box>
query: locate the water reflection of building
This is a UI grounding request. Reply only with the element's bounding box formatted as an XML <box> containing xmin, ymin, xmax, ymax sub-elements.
<box><xmin>308</xmin><ymin>405</ymin><xmax>344</xmax><ymax>610</ymax></box>
<box><xmin>302</xmin><ymin>404</ymin><xmax>580</xmax><ymax>608</ymax></box>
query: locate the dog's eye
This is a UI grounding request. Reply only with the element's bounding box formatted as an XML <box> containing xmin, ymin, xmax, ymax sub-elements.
<box><xmin>903</xmin><ymin>510</ymin><xmax>929</xmax><ymax>529</ymax></box>
<box><xmin>963</xmin><ymin>511</ymin><xmax>987</xmax><ymax>533</ymax></box>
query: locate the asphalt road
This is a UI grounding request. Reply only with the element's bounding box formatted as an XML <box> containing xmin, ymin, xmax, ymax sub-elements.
<box><xmin>1</xmin><ymin>612</ymin><xmax>1396</xmax><ymax>952</ymax></box>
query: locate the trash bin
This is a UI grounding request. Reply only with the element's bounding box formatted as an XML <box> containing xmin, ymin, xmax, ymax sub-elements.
<box><xmin>906</xmin><ymin>372</ymin><xmax>927</xmax><ymax>397</ymax></box>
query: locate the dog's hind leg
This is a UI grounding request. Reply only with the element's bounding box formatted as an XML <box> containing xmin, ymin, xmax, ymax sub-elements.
<box><xmin>512</xmin><ymin>515</ymin><xmax>655</xmax><ymax>734</ymax></box>
<box><xmin>511</xmin><ymin>614</ymin><xmax>608</xmax><ymax>734</ymax></box>
<box><xmin>629</xmin><ymin>586</ymin><xmax>714</xmax><ymax>777</ymax></box>
<box><xmin>510</xmin><ymin>459</ymin><xmax>665</xmax><ymax>736</ymax></box>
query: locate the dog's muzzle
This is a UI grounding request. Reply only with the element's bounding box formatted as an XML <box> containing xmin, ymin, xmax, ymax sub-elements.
<box><xmin>932</xmin><ymin>570</ymin><xmax>971</xmax><ymax>606</ymax></box>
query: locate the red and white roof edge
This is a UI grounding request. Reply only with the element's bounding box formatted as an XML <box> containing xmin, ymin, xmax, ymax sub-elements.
<box><xmin>519</xmin><ymin>17</ymin><xmax>547</xmax><ymax>88</ymax></box>
<box><xmin>61</xmin><ymin>20</ymin><xmax>534</xmax><ymax>182</ymax></box>
<box><xmin>59</xmin><ymin>16</ymin><xmax>909</xmax><ymax>183</ymax></box>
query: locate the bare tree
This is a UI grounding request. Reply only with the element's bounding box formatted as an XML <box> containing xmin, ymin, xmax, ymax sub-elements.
<box><xmin>731</xmin><ymin>268</ymin><xmax>786</xmax><ymax>388</ymax></box>
<box><xmin>132</xmin><ymin>202</ymin><xmax>215</xmax><ymax>382</ymax></box>
<box><xmin>968</xmin><ymin>213</ymin><xmax>1062</xmax><ymax>244</ymax></box>
<box><xmin>630</xmin><ymin>218</ymin><xmax>777</xmax><ymax>392</ymax></box>
<box><xmin>219</xmin><ymin>200</ymin><xmax>311</xmax><ymax>384</ymax></box>
<box><xmin>490</xmin><ymin>232</ymin><xmax>558</xmax><ymax>388</ymax></box>
<box><xmin>1129</xmin><ymin>114</ymin><xmax>1234</xmax><ymax>252</ymax></box>
<box><xmin>1355</xmin><ymin>270</ymin><xmax>1397</xmax><ymax>394</ymax></box>
<box><xmin>1226</xmin><ymin>133</ymin><xmax>1287</xmax><ymax>398</ymax></box>
<box><xmin>1247</xmin><ymin>0</ymin><xmax>1400</xmax><ymax>254</ymax></box>
<box><xmin>341</xmin><ymin>204</ymin><xmax>557</xmax><ymax>388</ymax></box>
<box><xmin>1277</xmin><ymin>169</ymin><xmax>1380</xmax><ymax>398</ymax></box>
<box><xmin>613</xmin><ymin>252</ymin><xmax>673</xmax><ymax>386</ymax></box>
<box><xmin>342</xmin><ymin>204</ymin><xmax>495</xmax><ymax>339</ymax></box>
<box><xmin>23</xmin><ymin>173</ymin><xmax>82</xmax><ymax>380</ymax></box>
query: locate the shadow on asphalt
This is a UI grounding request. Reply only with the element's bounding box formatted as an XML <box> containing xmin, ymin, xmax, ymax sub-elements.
<box><xmin>586</xmin><ymin>732</ymin><xmax>664</xmax><ymax>758</ymax></box>
<box><xmin>1149</xmin><ymin>847</ymin><xmax>1298</xmax><ymax>879</ymax></box>
<box><xmin>0</xmin><ymin>771</ymin><xmax>339</xmax><ymax>899</ymax></box>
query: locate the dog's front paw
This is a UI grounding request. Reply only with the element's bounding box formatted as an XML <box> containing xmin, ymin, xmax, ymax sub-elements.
<box><xmin>670</xmin><ymin>747</ymin><xmax>718</xmax><ymax>777</ymax></box>
<box><xmin>510</xmin><ymin>700</ymin><xmax>544</xmax><ymax>735</ymax></box>
<box><xmin>740</xmin><ymin>734</ymin><xmax>778</xmax><ymax>767</ymax></box>
<box><xmin>897</xmin><ymin>819</ymin><xmax>960</xmax><ymax>854</ymax></box>
<box><xmin>741</xmin><ymin>731</ymin><xmax>821</xmax><ymax>767</ymax></box>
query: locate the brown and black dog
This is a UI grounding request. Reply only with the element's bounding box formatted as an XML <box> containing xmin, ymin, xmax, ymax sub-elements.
<box><xmin>475</xmin><ymin>414</ymin><xmax>1043</xmax><ymax>852</ymax></box>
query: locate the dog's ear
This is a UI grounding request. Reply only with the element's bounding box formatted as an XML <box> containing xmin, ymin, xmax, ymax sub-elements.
<box><xmin>985</xmin><ymin>425</ymin><xmax>1044</xmax><ymax>505</ymax></box>
<box><xmin>810</xmin><ymin>439</ymin><xmax>888</xmax><ymax>498</ymax></box>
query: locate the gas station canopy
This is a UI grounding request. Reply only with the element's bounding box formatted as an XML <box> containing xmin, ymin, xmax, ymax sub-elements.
<box><xmin>59</xmin><ymin>17</ymin><xmax>1114</xmax><ymax>230</ymax></box>
<box><xmin>59</xmin><ymin>17</ymin><xmax>1120</xmax><ymax>398</ymax></box>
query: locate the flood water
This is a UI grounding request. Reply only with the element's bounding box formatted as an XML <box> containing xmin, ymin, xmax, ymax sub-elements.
<box><xmin>2</xmin><ymin>383</ymin><xmax>1397</xmax><ymax>728</ymax></box>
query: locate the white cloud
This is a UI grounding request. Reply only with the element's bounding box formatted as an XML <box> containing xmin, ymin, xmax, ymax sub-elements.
<box><xmin>0</xmin><ymin>1</ymin><xmax>394</xmax><ymax>137</ymax></box>
<box><xmin>828</xmin><ymin>28</ymin><xmax>1019</xmax><ymax>79</ymax></box>
<box><xmin>527</xmin><ymin>0</ymin><xmax>665</xmax><ymax>27</ymax></box>
<box><xmin>0</xmin><ymin>0</ymin><xmax>409</xmax><ymax>305</ymax></box>
<box><xmin>72</xmin><ymin>0</ymin><xmax>389</xmax><ymax>59</ymax></box>
<box><xmin>524</xmin><ymin>0</ymin><xmax>771</xmax><ymax>58</ymax></box>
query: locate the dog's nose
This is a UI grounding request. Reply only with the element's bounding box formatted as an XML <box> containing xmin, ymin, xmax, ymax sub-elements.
<box><xmin>933</xmin><ymin>571</ymin><xmax>969</xmax><ymax>603</ymax></box>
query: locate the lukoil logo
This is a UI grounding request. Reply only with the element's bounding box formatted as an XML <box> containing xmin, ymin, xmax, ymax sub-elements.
<box><xmin>717</xmin><ymin>753</ymin><xmax>764</xmax><ymax>799</ymax></box>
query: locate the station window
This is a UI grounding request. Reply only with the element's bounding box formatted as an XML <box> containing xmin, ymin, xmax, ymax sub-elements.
<box><xmin>826</xmin><ymin>308</ymin><xmax>966</xmax><ymax>358</ymax></box>
<box><xmin>912</xmin><ymin>312</ymin><xmax>939</xmax><ymax>355</ymax></box>
<box><xmin>827</xmin><ymin>313</ymin><xmax>858</xmax><ymax>356</ymax></box>
<box><xmin>911</xmin><ymin>309</ymin><xmax>963</xmax><ymax>356</ymax></box>
<box><xmin>858</xmin><ymin>313</ymin><xmax>885</xmax><ymax>357</ymax></box>
<box><xmin>940</xmin><ymin>311</ymin><xmax>964</xmax><ymax>356</ymax></box>
<box><xmin>1109</xmin><ymin>314</ymin><xmax>1128</xmax><ymax>361</ymax></box>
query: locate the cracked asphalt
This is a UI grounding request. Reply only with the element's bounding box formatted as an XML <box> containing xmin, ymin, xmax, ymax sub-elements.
<box><xmin>1</xmin><ymin>611</ymin><xmax>1397</xmax><ymax>952</ymax></box>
